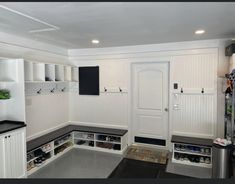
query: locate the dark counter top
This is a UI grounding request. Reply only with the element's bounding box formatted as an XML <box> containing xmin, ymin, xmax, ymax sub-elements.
<box><xmin>27</xmin><ymin>124</ymin><xmax>128</xmax><ymax>152</ymax></box>
<box><xmin>0</xmin><ymin>120</ymin><xmax>26</xmax><ymax>134</ymax></box>
<box><xmin>171</xmin><ymin>135</ymin><xmax>213</xmax><ymax>147</ymax></box>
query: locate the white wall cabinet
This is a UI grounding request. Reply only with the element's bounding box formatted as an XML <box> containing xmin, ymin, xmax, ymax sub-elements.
<box><xmin>0</xmin><ymin>128</ymin><xmax>26</xmax><ymax>178</ymax></box>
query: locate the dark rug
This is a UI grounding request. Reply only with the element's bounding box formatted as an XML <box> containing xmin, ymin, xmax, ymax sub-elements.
<box><xmin>109</xmin><ymin>158</ymin><xmax>191</xmax><ymax>178</ymax></box>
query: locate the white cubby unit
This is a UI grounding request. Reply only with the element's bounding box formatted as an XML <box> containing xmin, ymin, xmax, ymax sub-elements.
<box><xmin>64</xmin><ymin>66</ymin><xmax>72</xmax><ymax>82</ymax></box>
<box><xmin>27</xmin><ymin>133</ymin><xmax>73</xmax><ymax>176</ymax></box>
<box><xmin>24</xmin><ymin>61</ymin><xmax>33</xmax><ymax>82</ymax></box>
<box><xmin>0</xmin><ymin>60</ymin><xmax>17</xmax><ymax>82</ymax></box>
<box><xmin>24</xmin><ymin>61</ymin><xmax>78</xmax><ymax>84</ymax></box>
<box><xmin>171</xmin><ymin>135</ymin><xmax>213</xmax><ymax>168</ymax></box>
<box><xmin>73</xmin><ymin>131</ymin><xmax>127</xmax><ymax>154</ymax></box>
<box><xmin>55</xmin><ymin>65</ymin><xmax>64</xmax><ymax>82</ymax></box>
<box><xmin>0</xmin><ymin>59</ymin><xmax>25</xmax><ymax>122</ymax></box>
<box><xmin>27</xmin><ymin>127</ymin><xmax>128</xmax><ymax>176</ymax></box>
<box><xmin>71</xmin><ymin>67</ymin><xmax>78</xmax><ymax>82</ymax></box>
<box><xmin>45</xmin><ymin>64</ymin><xmax>55</xmax><ymax>82</ymax></box>
<box><xmin>33</xmin><ymin>63</ymin><xmax>45</xmax><ymax>82</ymax></box>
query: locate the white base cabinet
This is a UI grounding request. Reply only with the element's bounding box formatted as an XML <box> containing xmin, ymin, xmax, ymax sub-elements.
<box><xmin>0</xmin><ymin>128</ymin><xmax>26</xmax><ymax>178</ymax></box>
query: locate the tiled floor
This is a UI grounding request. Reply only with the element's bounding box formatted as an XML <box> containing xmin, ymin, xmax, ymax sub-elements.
<box><xmin>29</xmin><ymin>149</ymin><xmax>122</xmax><ymax>178</ymax></box>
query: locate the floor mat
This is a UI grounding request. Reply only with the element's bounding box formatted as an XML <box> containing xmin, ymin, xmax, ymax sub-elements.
<box><xmin>109</xmin><ymin>158</ymin><xmax>163</xmax><ymax>178</ymax></box>
<box><xmin>108</xmin><ymin>158</ymin><xmax>191</xmax><ymax>178</ymax></box>
<box><xmin>125</xmin><ymin>145</ymin><xmax>168</xmax><ymax>164</ymax></box>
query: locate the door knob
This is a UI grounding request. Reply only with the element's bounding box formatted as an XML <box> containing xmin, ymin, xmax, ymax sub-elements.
<box><xmin>164</xmin><ymin>108</ymin><xmax>168</xmax><ymax>112</ymax></box>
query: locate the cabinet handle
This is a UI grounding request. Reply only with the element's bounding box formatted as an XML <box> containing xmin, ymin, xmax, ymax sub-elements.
<box><xmin>5</xmin><ymin>136</ymin><xmax>7</xmax><ymax>139</ymax></box>
<box><xmin>8</xmin><ymin>135</ymin><xmax>10</xmax><ymax>138</ymax></box>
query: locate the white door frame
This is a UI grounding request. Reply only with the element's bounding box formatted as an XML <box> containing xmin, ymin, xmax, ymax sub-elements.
<box><xmin>130</xmin><ymin>61</ymin><xmax>170</xmax><ymax>149</ymax></box>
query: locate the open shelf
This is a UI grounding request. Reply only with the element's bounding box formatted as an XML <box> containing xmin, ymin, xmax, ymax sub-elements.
<box><xmin>33</xmin><ymin>63</ymin><xmax>45</xmax><ymax>81</ymax></box>
<box><xmin>24</xmin><ymin>61</ymin><xmax>33</xmax><ymax>81</ymax></box>
<box><xmin>45</xmin><ymin>64</ymin><xmax>55</xmax><ymax>82</ymax></box>
<box><xmin>64</xmin><ymin>66</ymin><xmax>72</xmax><ymax>82</ymax></box>
<box><xmin>0</xmin><ymin>60</ymin><xmax>17</xmax><ymax>82</ymax></box>
<box><xmin>55</xmin><ymin>65</ymin><xmax>64</xmax><ymax>81</ymax></box>
<box><xmin>71</xmin><ymin>67</ymin><xmax>78</xmax><ymax>82</ymax></box>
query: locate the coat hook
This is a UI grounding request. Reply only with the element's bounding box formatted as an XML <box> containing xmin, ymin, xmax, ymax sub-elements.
<box><xmin>201</xmin><ymin>88</ymin><xmax>204</xmax><ymax>94</ymax></box>
<box><xmin>37</xmin><ymin>88</ymin><xmax>42</xmax><ymax>94</ymax></box>
<box><xmin>180</xmin><ymin>87</ymin><xmax>183</xmax><ymax>93</ymax></box>
<box><xmin>119</xmin><ymin>87</ymin><xmax>122</xmax><ymax>92</ymax></box>
<box><xmin>104</xmin><ymin>87</ymin><xmax>107</xmax><ymax>92</ymax></box>
<box><xmin>51</xmin><ymin>88</ymin><xmax>55</xmax><ymax>93</ymax></box>
<box><xmin>61</xmin><ymin>87</ymin><xmax>66</xmax><ymax>92</ymax></box>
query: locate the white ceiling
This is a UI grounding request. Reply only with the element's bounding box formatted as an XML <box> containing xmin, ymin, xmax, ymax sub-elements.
<box><xmin>0</xmin><ymin>2</ymin><xmax>235</xmax><ymax>49</ymax></box>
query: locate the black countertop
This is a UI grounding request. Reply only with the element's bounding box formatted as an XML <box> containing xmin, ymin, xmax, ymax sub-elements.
<box><xmin>27</xmin><ymin>125</ymin><xmax>128</xmax><ymax>152</ymax></box>
<box><xmin>171</xmin><ymin>135</ymin><xmax>213</xmax><ymax>147</ymax></box>
<box><xmin>0</xmin><ymin>120</ymin><xmax>26</xmax><ymax>134</ymax></box>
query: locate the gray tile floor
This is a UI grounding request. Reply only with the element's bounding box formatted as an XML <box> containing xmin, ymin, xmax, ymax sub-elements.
<box><xmin>29</xmin><ymin>149</ymin><xmax>123</xmax><ymax>178</ymax></box>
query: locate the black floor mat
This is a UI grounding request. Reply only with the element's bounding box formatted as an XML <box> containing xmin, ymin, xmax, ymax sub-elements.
<box><xmin>109</xmin><ymin>158</ymin><xmax>191</xmax><ymax>178</ymax></box>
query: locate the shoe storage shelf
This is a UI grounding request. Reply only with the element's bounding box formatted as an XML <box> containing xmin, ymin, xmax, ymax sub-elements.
<box><xmin>27</xmin><ymin>133</ymin><xmax>73</xmax><ymax>175</ymax></box>
<box><xmin>24</xmin><ymin>61</ymin><xmax>78</xmax><ymax>83</ymax></box>
<box><xmin>27</xmin><ymin>128</ymin><xmax>128</xmax><ymax>176</ymax></box>
<box><xmin>73</xmin><ymin>131</ymin><xmax>125</xmax><ymax>153</ymax></box>
<box><xmin>171</xmin><ymin>135</ymin><xmax>213</xmax><ymax>168</ymax></box>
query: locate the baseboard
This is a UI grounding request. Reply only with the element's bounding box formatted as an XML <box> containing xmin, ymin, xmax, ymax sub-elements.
<box><xmin>69</xmin><ymin>121</ymin><xmax>128</xmax><ymax>130</ymax></box>
<box><xmin>26</xmin><ymin>121</ymin><xmax>70</xmax><ymax>141</ymax></box>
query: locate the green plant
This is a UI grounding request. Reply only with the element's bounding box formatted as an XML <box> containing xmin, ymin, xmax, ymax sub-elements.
<box><xmin>0</xmin><ymin>89</ymin><xmax>11</xmax><ymax>99</ymax></box>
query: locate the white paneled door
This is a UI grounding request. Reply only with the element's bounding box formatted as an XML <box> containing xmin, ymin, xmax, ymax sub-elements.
<box><xmin>132</xmin><ymin>62</ymin><xmax>169</xmax><ymax>146</ymax></box>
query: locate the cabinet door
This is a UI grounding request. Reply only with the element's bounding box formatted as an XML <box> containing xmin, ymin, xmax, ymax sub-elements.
<box><xmin>5</xmin><ymin>128</ymin><xmax>26</xmax><ymax>178</ymax></box>
<box><xmin>0</xmin><ymin>135</ymin><xmax>6</xmax><ymax>178</ymax></box>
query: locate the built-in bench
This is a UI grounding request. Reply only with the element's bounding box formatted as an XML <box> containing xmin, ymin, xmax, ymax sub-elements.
<box><xmin>171</xmin><ymin>135</ymin><xmax>213</xmax><ymax>168</ymax></box>
<box><xmin>26</xmin><ymin>124</ymin><xmax>128</xmax><ymax>175</ymax></box>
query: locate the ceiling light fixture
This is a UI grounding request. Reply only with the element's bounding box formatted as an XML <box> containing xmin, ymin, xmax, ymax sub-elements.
<box><xmin>195</xmin><ymin>29</ymin><xmax>205</xmax><ymax>35</ymax></box>
<box><xmin>92</xmin><ymin>39</ymin><xmax>99</xmax><ymax>44</ymax></box>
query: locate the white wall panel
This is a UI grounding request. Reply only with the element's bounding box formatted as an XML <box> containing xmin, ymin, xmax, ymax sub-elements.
<box><xmin>25</xmin><ymin>93</ymin><xmax>69</xmax><ymax>140</ymax></box>
<box><xmin>172</xmin><ymin>94</ymin><xmax>216</xmax><ymax>138</ymax></box>
<box><xmin>171</xmin><ymin>53</ymin><xmax>217</xmax><ymax>90</ymax></box>
<box><xmin>69</xmin><ymin>93</ymin><xmax>128</xmax><ymax>128</ymax></box>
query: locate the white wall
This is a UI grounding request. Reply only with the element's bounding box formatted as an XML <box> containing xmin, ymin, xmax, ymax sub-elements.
<box><xmin>68</xmin><ymin>39</ymin><xmax>229</xmax><ymax>146</ymax></box>
<box><xmin>25</xmin><ymin>93</ymin><xmax>69</xmax><ymax>140</ymax></box>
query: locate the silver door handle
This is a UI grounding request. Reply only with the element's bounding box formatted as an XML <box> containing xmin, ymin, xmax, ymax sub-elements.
<box><xmin>164</xmin><ymin>108</ymin><xmax>168</xmax><ymax>112</ymax></box>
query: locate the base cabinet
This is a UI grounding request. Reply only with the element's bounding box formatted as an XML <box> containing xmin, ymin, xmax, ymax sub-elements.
<box><xmin>0</xmin><ymin>128</ymin><xmax>26</xmax><ymax>178</ymax></box>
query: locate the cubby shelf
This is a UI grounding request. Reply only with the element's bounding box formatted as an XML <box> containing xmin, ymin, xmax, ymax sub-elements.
<box><xmin>24</xmin><ymin>61</ymin><xmax>79</xmax><ymax>83</ymax></box>
<box><xmin>27</xmin><ymin>130</ymin><xmax>128</xmax><ymax>176</ymax></box>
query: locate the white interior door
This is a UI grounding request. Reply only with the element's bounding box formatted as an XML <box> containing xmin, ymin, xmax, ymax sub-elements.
<box><xmin>132</xmin><ymin>62</ymin><xmax>169</xmax><ymax>146</ymax></box>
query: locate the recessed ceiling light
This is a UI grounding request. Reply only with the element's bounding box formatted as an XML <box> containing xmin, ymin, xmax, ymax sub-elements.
<box><xmin>92</xmin><ymin>39</ymin><xmax>99</xmax><ymax>44</ymax></box>
<box><xmin>195</xmin><ymin>29</ymin><xmax>205</xmax><ymax>35</ymax></box>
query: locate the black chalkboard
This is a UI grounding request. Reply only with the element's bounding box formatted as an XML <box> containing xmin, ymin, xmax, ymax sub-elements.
<box><xmin>79</xmin><ymin>66</ymin><xmax>99</xmax><ymax>95</ymax></box>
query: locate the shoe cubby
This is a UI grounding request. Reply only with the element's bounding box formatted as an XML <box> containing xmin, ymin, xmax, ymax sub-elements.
<box><xmin>95</xmin><ymin>134</ymin><xmax>121</xmax><ymax>144</ymax></box>
<box><xmin>171</xmin><ymin>135</ymin><xmax>213</xmax><ymax>168</ymax></box>
<box><xmin>54</xmin><ymin>142</ymin><xmax>73</xmax><ymax>155</ymax></box>
<box><xmin>54</xmin><ymin>133</ymin><xmax>73</xmax><ymax>149</ymax></box>
<box><xmin>26</xmin><ymin>141</ymin><xmax>54</xmax><ymax>174</ymax></box>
